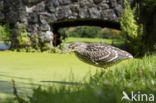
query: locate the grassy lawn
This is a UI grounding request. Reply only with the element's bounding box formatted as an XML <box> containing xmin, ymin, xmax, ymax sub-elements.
<box><xmin>64</xmin><ymin>37</ymin><xmax>124</xmax><ymax>47</ymax></box>
<box><xmin>0</xmin><ymin>37</ymin><xmax>156</xmax><ymax>103</ymax></box>
<box><xmin>0</xmin><ymin>51</ymin><xmax>98</xmax><ymax>100</ymax></box>
<box><xmin>1</xmin><ymin>51</ymin><xmax>156</xmax><ymax>103</ymax></box>
<box><xmin>2</xmin><ymin>54</ymin><xmax>154</xmax><ymax>103</ymax></box>
<box><xmin>20</xmin><ymin>54</ymin><xmax>156</xmax><ymax>103</ymax></box>
<box><xmin>64</xmin><ymin>37</ymin><xmax>113</xmax><ymax>44</ymax></box>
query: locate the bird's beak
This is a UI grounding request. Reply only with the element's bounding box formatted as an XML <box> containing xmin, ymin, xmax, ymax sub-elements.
<box><xmin>60</xmin><ymin>48</ymin><xmax>73</xmax><ymax>54</ymax></box>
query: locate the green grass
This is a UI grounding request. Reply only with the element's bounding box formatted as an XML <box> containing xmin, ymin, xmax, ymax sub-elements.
<box><xmin>0</xmin><ymin>51</ymin><xmax>98</xmax><ymax>101</ymax></box>
<box><xmin>1</xmin><ymin>52</ymin><xmax>156</xmax><ymax>103</ymax></box>
<box><xmin>0</xmin><ymin>37</ymin><xmax>156</xmax><ymax>103</ymax></box>
<box><xmin>65</xmin><ymin>37</ymin><xmax>113</xmax><ymax>44</ymax></box>
<box><xmin>21</xmin><ymin>55</ymin><xmax>156</xmax><ymax>103</ymax></box>
<box><xmin>64</xmin><ymin>37</ymin><xmax>124</xmax><ymax>47</ymax></box>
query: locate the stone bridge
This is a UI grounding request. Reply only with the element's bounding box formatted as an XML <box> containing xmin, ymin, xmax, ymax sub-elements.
<box><xmin>0</xmin><ymin>0</ymin><xmax>126</xmax><ymax>47</ymax></box>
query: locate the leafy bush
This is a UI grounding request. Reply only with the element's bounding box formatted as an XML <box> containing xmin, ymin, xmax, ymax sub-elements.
<box><xmin>59</xmin><ymin>26</ymin><xmax>101</xmax><ymax>38</ymax></box>
<box><xmin>120</xmin><ymin>0</ymin><xmax>138</xmax><ymax>41</ymax></box>
<box><xmin>143</xmin><ymin>0</ymin><xmax>156</xmax><ymax>7</ymax></box>
<box><xmin>0</xmin><ymin>24</ymin><xmax>11</xmax><ymax>44</ymax></box>
<box><xmin>17</xmin><ymin>24</ymin><xmax>31</xmax><ymax>47</ymax></box>
<box><xmin>77</xmin><ymin>26</ymin><xmax>101</xmax><ymax>38</ymax></box>
<box><xmin>59</xmin><ymin>26</ymin><xmax>121</xmax><ymax>40</ymax></box>
<box><xmin>120</xmin><ymin>0</ymin><xmax>145</xmax><ymax>56</ymax></box>
<box><xmin>139</xmin><ymin>0</ymin><xmax>156</xmax><ymax>52</ymax></box>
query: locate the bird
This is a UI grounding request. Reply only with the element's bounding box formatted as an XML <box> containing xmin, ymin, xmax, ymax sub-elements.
<box><xmin>61</xmin><ymin>42</ymin><xmax>133</xmax><ymax>68</ymax></box>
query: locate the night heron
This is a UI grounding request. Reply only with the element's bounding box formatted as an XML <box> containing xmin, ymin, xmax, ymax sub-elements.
<box><xmin>61</xmin><ymin>42</ymin><xmax>133</xmax><ymax>68</ymax></box>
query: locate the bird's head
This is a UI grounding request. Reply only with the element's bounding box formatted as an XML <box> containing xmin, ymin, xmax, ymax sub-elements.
<box><xmin>60</xmin><ymin>42</ymin><xmax>87</xmax><ymax>54</ymax></box>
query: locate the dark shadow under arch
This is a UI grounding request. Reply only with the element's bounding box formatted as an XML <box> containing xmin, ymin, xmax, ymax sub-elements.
<box><xmin>51</xmin><ymin>19</ymin><xmax>121</xmax><ymax>46</ymax></box>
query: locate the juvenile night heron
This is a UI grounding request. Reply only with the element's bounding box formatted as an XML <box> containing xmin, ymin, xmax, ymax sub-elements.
<box><xmin>61</xmin><ymin>42</ymin><xmax>133</xmax><ymax>68</ymax></box>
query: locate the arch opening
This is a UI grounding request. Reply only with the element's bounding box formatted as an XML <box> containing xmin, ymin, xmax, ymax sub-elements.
<box><xmin>51</xmin><ymin>19</ymin><xmax>121</xmax><ymax>46</ymax></box>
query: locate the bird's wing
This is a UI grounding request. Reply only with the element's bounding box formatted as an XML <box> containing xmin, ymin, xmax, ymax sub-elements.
<box><xmin>86</xmin><ymin>43</ymin><xmax>133</xmax><ymax>63</ymax></box>
<box><xmin>86</xmin><ymin>43</ymin><xmax>117</xmax><ymax>62</ymax></box>
<box><xmin>111</xmin><ymin>46</ymin><xmax>133</xmax><ymax>60</ymax></box>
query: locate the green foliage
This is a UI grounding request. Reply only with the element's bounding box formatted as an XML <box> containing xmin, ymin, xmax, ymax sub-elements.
<box><xmin>120</xmin><ymin>0</ymin><xmax>156</xmax><ymax>55</ymax></box>
<box><xmin>17</xmin><ymin>24</ymin><xmax>31</xmax><ymax>47</ymax></box>
<box><xmin>76</xmin><ymin>26</ymin><xmax>101</xmax><ymax>38</ymax></box>
<box><xmin>100</xmin><ymin>28</ymin><xmax>110</xmax><ymax>38</ymax></box>
<box><xmin>59</xmin><ymin>26</ymin><xmax>101</xmax><ymax>38</ymax></box>
<box><xmin>59</xmin><ymin>27</ymin><xmax>69</xmax><ymax>39</ymax></box>
<box><xmin>41</xmin><ymin>43</ymin><xmax>52</xmax><ymax>51</ymax></box>
<box><xmin>1</xmin><ymin>98</ymin><xmax>18</xmax><ymax>103</ymax></box>
<box><xmin>14</xmin><ymin>24</ymin><xmax>38</xmax><ymax>52</ymax></box>
<box><xmin>120</xmin><ymin>0</ymin><xmax>138</xmax><ymax>41</ymax></box>
<box><xmin>139</xmin><ymin>0</ymin><xmax>156</xmax><ymax>52</ymax></box>
<box><xmin>59</xmin><ymin>26</ymin><xmax>122</xmax><ymax>40</ymax></box>
<box><xmin>143</xmin><ymin>0</ymin><xmax>156</xmax><ymax>7</ymax></box>
<box><xmin>0</xmin><ymin>24</ymin><xmax>11</xmax><ymax>44</ymax></box>
<box><xmin>31</xmin><ymin>33</ymin><xmax>40</xmax><ymax>50</ymax></box>
<box><xmin>120</xmin><ymin>0</ymin><xmax>145</xmax><ymax>56</ymax></box>
<box><xmin>154</xmin><ymin>44</ymin><xmax>156</xmax><ymax>50</ymax></box>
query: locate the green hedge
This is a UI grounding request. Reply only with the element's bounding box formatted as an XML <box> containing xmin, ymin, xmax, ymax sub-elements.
<box><xmin>58</xmin><ymin>26</ymin><xmax>121</xmax><ymax>39</ymax></box>
<box><xmin>0</xmin><ymin>24</ymin><xmax>11</xmax><ymax>44</ymax></box>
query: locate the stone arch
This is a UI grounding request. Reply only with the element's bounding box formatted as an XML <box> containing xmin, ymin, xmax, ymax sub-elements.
<box><xmin>0</xmin><ymin>0</ymin><xmax>135</xmax><ymax>48</ymax></box>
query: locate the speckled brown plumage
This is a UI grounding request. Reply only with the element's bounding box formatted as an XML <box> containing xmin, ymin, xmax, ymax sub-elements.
<box><xmin>67</xmin><ymin>42</ymin><xmax>133</xmax><ymax>68</ymax></box>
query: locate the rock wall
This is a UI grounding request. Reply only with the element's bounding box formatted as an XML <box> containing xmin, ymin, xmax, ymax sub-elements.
<box><xmin>0</xmin><ymin>0</ymin><xmax>124</xmax><ymax>48</ymax></box>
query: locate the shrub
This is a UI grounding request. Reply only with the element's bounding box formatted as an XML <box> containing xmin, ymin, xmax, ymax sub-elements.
<box><xmin>120</xmin><ymin>0</ymin><xmax>138</xmax><ymax>41</ymax></box>
<box><xmin>31</xmin><ymin>33</ymin><xmax>40</xmax><ymax>50</ymax></box>
<box><xmin>76</xmin><ymin>26</ymin><xmax>101</xmax><ymax>38</ymax></box>
<box><xmin>139</xmin><ymin>0</ymin><xmax>156</xmax><ymax>52</ymax></box>
<box><xmin>59</xmin><ymin>26</ymin><xmax>101</xmax><ymax>38</ymax></box>
<box><xmin>120</xmin><ymin>0</ymin><xmax>144</xmax><ymax>56</ymax></box>
<box><xmin>59</xmin><ymin>26</ymin><xmax>121</xmax><ymax>39</ymax></box>
<box><xmin>17</xmin><ymin>24</ymin><xmax>31</xmax><ymax>47</ymax></box>
<box><xmin>0</xmin><ymin>24</ymin><xmax>11</xmax><ymax>44</ymax></box>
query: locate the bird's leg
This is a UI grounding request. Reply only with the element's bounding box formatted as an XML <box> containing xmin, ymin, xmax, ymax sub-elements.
<box><xmin>91</xmin><ymin>59</ymin><xmax>99</xmax><ymax>65</ymax></box>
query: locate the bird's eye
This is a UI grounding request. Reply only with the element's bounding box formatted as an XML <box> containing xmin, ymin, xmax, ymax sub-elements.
<box><xmin>71</xmin><ymin>46</ymin><xmax>75</xmax><ymax>49</ymax></box>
